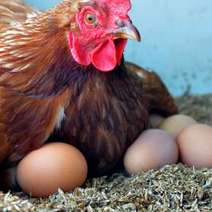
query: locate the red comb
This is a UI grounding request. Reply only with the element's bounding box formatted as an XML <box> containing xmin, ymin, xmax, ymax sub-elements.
<box><xmin>100</xmin><ymin>0</ymin><xmax>131</xmax><ymax>13</ymax></box>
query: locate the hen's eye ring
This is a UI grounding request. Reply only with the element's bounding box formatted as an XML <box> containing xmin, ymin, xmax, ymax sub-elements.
<box><xmin>85</xmin><ymin>13</ymin><xmax>97</xmax><ymax>25</ymax></box>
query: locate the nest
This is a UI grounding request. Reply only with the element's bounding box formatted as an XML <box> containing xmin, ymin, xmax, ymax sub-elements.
<box><xmin>0</xmin><ymin>94</ymin><xmax>212</xmax><ymax>211</ymax></box>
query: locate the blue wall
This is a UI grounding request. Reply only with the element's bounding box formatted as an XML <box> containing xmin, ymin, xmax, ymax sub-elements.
<box><xmin>26</xmin><ymin>0</ymin><xmax>212</xmax><ymax>96</ymax></box>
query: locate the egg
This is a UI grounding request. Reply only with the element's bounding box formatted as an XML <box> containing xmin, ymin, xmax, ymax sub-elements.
<box><xmin>159</xmin><ymin>114</ymin><xmax>197</xmax><ymax>138</ymax></box>
<box><xmin>17</xmin><ymin>143</ymin><xmax>88</xmax><ymax>197</ymax></box>
<box><xmin>124</xmin><ymin>129</ymin><xmax>179</xmax><ymax>174</ymax></box>
<box><xmin>149</xmin><ymin>114</ymin><xmax>165</xmax><ymax>128</ymax></box>
<box><xmin>177</xmin><ymin>124</ymin><xmax>212</xmax><ymax>168</ymax></box>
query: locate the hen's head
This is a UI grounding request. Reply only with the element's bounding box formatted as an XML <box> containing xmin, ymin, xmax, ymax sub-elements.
<box><xmin>61</xmin><ymin>0</ymin><xmax>140</xmax><ymax>71</ymax></box>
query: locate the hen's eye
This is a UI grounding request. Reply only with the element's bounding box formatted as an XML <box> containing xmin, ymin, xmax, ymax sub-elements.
<box><xmin>85</xmin><ymin>13</ymin><xmax>97</xmax><ymax>25</ymax></box>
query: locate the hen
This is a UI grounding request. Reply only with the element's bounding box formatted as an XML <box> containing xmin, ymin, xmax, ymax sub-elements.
<box><xmin>0</xmin><ymin>0</ymin><xmax>177</xmax><ymax>190</ymax></box>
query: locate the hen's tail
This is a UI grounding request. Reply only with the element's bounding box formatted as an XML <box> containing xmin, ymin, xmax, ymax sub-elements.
<box><xmin>0</xmin><ymin>0</ymin><xmax>36</xmax><ymax>28</ymax></box>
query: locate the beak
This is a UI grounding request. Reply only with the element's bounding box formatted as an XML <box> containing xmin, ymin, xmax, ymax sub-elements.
<box><xmin>113</xmin><ymin>22</ymin><xmax>141</xmax><ymax>42</ymax></box>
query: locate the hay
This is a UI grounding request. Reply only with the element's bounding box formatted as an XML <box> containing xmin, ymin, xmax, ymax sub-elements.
<box><xmin>0</xmin><ymin>94</ymin><xmax>212</xmax><ymax>211</ymax></box>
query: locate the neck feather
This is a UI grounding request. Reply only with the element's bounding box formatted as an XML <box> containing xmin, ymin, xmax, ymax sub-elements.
<box><xmin>0</xmin><ymin>8</ymin><xmax>83</xmax><ymax>98</ymax></box>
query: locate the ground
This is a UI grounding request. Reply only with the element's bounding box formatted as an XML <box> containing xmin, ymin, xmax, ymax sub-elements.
<box><xmin>0</xmin><ymin>94</ymin><xmax>212</xmax><ymax>211</ymax></box>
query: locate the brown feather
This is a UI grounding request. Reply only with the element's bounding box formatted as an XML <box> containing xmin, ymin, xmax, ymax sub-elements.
<box><xmin>0</xmin><ymin>0</ymin><xmax>36</xmax><ymax>29</ymax></box>
<box><xmin>0</xmin><ymin>0</ymin><xmax>83</xmax><ymax>167</ymax></box>
<box><xmin>54</xmin><ymin>63</ymin><xmax>177</xmax><ymax>175</ymax></box>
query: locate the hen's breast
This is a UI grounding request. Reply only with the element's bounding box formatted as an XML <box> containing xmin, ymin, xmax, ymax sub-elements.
<box><xmin>56</xmin><ymin>68</ymin><xmax>149</xmax><ymax>175</ymax></box>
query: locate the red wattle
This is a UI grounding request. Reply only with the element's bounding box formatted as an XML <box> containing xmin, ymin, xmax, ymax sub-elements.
<box><xmin>91</xmin><ymin>39</ymin><xmax>117</xmax><ymax>72</ymax></box>
<box><xmin>68</xmin><ymin>33</ymin><xmax>127</xmax><ymax>72</ymax></box>
<box><xmin>116</xmin><ymin>39</ymin><xmax>128</xmax><ymax>65</ymax></box>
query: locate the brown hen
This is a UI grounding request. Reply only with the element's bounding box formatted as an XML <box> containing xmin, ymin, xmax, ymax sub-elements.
<box><xmin>0</xmin><ymin>0</ymin><xmax>177</xmax><ymax>191</ymax></box>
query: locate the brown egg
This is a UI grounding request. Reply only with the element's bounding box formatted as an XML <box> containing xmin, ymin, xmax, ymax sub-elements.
<box><xmin>17</xmin><ymin>143</ymin><xmax>88</xmax><ymax>197</ymax></box>
<box><xmin>124</xmin><ymin>129</ymin><xmax>179</xmax><ymax>174</ymax></box>
<box><xmin>149</xmin><ymin>114</ymin><xmax>165</xmax><ymax>128</ymax></box>
<box><xmin>159</xmin><ymin>114</ymin><xmax>197</xmax><ymax>138</ymax></box>
<box><xmin>177</xmin><ymin>124</ymin><xmax>212</xmax><ymax>168</ymax></box>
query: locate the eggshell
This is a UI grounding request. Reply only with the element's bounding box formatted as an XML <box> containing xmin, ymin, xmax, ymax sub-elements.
<box><xmin>124</xmin><ymin>129</ymin><xmax>179</xmax><ymax>174</ymax></box>
<box><xmin>177</xmin><ymin>124</ymin><xmax>212</xmax><ymax>168</ymax></box>
<box><xmin>17</xmin><ymin>143</ymin><xmax>88</xmax><ymax>197</ymax></box>
<box><xmin>159</xmin><ymin>114</ymin><xmax>197</xmax><ymax>138</ymax></box>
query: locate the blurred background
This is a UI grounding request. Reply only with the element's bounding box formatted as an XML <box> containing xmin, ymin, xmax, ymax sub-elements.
<box><xmin>26</xmin><ymin>0</ymin><xmax>212</xmax><ymax>96</ymax></box>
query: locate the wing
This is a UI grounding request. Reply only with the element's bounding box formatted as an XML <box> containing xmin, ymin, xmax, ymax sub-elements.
<box><xmin>0</xmin><ymin>0</ymin><xmax>42</xmax><ymax>165</ymax></box>
<box><xmin>125</xmin><ymin>61</ymin><xmax>178</xmax><ymax>116</ymax></box>
<box><xmin>0</xmin><ymin>0</ymin><xmax>38</xmax><ymax>29</ymax></box>
<box><xmin>0</xmin><ymin>86</ymin><xmax>71</xmax><ymax>165</ymax></box>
